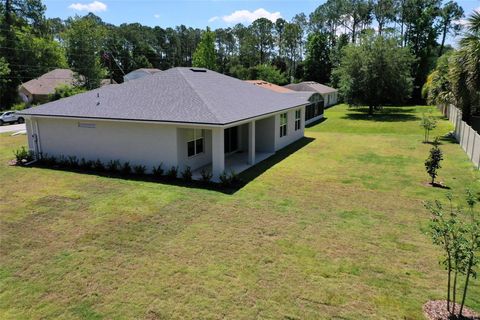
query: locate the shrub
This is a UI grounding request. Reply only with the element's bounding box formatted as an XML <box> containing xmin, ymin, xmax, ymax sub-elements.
<box><xmin>107</xmin><ymin>160</ymin><xmax>121</xmax><ymax>173</ymax></box>
<box><xmin>181</xmin><ymin>166</ymin><xmax>193</xmax><ymax>182</ymax></box>
<box><xmin>79</xmin><ymin>158</ymin><xmax>93</xmax><ymax>170</ymax></box>
<box><xmin>13</xmin><ymin>146</ymin><xmax>34</xmax><ymax>164</ymax></box>
<box><xmin>133</xmin><ymin>164</ymin><xmax>146</xmax><ymax>175</ymax></box>
<box><xmin>57</xmin><ymin>155</ymin><xmax>69</xmax><ymax>167</ymax></box>
<box><xmin>121</xmin><ymin>162</ymin><xmax>132</xmax><ymax>175</ymax></box>
<box><xmin>41</xmin><ymin>153</ymin><xmax>57</xmax><ymax>166</ymax></box>
<box><xmin>229</xmin><ymin>170</ymin><xmax>240</xmax><ymax>185</ymax></box>
<box><xmin>219</xmin><ymin>170</ymin><xmax>230</xmax><ymax>187</ymax></box>
<box><xmin>166</xmin><ymin>166</ymin><xmax>178</xmax><ymax>179</ymax></box>
<box><xmin>93</xmin><ymin>159</ymin><xmax>105</xmax><ymax>171</ymax></box>
<box><xmin>152</xmin><ymin>163</ymin><xmax>164</xmax><ymax>178</ymax></box>
<box><xmin>218</xmin><ymin>170</ymin><xmax>241</xmax><ymax>187</ymax></box>
<box><xmin>49</xmin><ymin>84</ymin><xmax>86</xmax><ymax>101</ymax></box>
<box><xmin>67</xmin><ymin>156</ymin><xmax>79</xmax><ymax>169</ymax></box>
<box><xmin>200</xmin><ymin>168</ymin><xmax>212</xmax><ymax>183</ymax></box>
<box><xmin>11</xmin><ymin>102</ymin><xmax>28</xmax><ymax>111</ymax></box>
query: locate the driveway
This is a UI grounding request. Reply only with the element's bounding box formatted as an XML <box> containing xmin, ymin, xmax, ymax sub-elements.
<box><xmin>0</xmin><ymin>123</ymin><xmax>26</xmax><ymax>134</ymax></box>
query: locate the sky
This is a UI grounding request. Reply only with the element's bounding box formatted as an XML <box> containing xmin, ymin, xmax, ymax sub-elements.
<box><xmin>44</xmin><ymin>0</ymin><xmax>480</xmax><ymax>44</ymax></box>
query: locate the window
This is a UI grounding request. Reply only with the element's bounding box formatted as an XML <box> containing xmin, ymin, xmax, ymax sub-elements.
<box><xmin>280</xmin><ymin>113</ymin><xmax>288</xmax><ymax>137</ymax></box>
<box><xmin>295</xmin><ymin>109</ymin><xmax>301</xmax><ymax>131</ymax></box>
<box><xmin>187</xmin><ymin>129</ymin><xmax>204</xmax><ymax>157</ymax></box>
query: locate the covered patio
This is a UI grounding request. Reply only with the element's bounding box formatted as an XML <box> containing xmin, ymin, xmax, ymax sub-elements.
<box><xmin>189</xmin><ymin>115</ymin><xmax>276</xmax><ymax>181</ymax></box>
<box><xmin>192</xmin><ymin>150</ymin><xmax>274</xmax><ymax>180</ymax></box>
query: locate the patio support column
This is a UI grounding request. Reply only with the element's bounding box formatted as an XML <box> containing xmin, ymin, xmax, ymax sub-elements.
<box><xmin>248</xmin><ymin>121</ymin><xmax>255</xmax><ymax>165</ymax></box>
<box><xmin>212</xmin><ymin>127</ymin><xmax>225</xmax><ymax>181</ymax></box>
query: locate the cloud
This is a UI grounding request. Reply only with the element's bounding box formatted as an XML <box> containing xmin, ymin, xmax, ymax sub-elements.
<box><xmin>154</xmin><ymin>14</ymin><xmax>161</xmax><ymax>19</ymax></box>
<box><xmin>68</xmin><ymin>1</ymin><xmax>107</xmax><ymax>13</ymax></box>
<box><xmin>216</xmin><ymin>8</ymin><xmax>282</xmax><ymax>24</ymax></box>
<box><xmin>208</xmin><ymin>16</ymin><xmax>220</xmax><ymax>23</ymax></box>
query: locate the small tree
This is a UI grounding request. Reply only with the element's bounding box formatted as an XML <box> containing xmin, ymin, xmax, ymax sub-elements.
<box><xmin>425</xmin><ymin>139</ymin><xmax>443</xmax><ymax>185</ymax></box>
<box><xmin>248</xmin><ymin>64</ymin><xmax>288</xmax><ymax>85</ymax></box>
<box><xmin>192</xmin><ymin>27</ymin><xmax>216</xmax><ymax>70</ymax></box>
<box><xmin>459</xmin><ymin>189</ymin><xmax>480</xmax><ymax>316</ymax></box>
<box><xmin>420</xmin><ymin>113</ymin><xmax>438</xmax><ymax>143</ymax></box>
<box><xmin>426</xmin><ymin>191</ymin><xmax>480</xmax><ymax>317</ymax></box>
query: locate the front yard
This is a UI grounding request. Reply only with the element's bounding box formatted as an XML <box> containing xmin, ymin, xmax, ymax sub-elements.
<box><xmin>0</xmin><ymin>105</ymin><xmax>479</xmax><ymax>319</ymax></box>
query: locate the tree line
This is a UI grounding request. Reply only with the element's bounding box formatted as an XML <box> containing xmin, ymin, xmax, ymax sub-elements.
<box><xmin>0</xmin><ymin>0</ymin><xmax>465</xmax><ymax>109</ymax></box>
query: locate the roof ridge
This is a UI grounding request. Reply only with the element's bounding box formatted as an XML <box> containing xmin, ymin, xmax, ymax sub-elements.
<box><xmin>177</xmin><ymin>68</ymin><xmax>222</xmax><ymax>123</ymax></box>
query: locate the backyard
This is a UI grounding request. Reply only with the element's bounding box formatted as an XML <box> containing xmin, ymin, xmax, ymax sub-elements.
<box><xmin>0</xmin><ymin>104</ymin><xmax>479</xmax><ymax>319</ymax></box>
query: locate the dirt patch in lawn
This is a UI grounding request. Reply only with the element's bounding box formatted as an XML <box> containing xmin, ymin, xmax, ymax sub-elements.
<box><xmin>423</xmin><ymin>300</ymin><xmax>479</xmax><ymax>320</ymax></box>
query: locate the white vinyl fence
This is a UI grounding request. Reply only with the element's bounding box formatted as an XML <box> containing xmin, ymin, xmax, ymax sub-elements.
<box><xmin>441</xmin><ymin>104</ymin><xmax>480</xmax><ymax>169</ymax></box>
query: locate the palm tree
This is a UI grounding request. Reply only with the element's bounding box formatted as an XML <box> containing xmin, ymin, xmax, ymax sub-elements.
<box><xmin>450</xmin><ymin>11</ymin><xmax>480</xmax><ymax>124</ymax></box>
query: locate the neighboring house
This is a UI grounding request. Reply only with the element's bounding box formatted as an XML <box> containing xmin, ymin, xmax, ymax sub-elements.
<box><xmin>19</xmin><ymin>69</ymin><xmax>77</xmax><ymax>104</ymax></box>
<box><xmin>21</xmin><ymin>68</ymin><xmax>309</xmax><ymax>181</ymax></box>
<box><xmin>285</xmin><ymin>81</ymin><xmax>339</xmax><ymax>108</ymax></box>
<box><xmin>123</xmin><ymin>68</ymin><xmax>162</xmax><ymax>82</ymax></box>
<box><xmin>247</xmin><ymin>80</ymin><xmax>324</xmax><ymax>125</ymax></box>
<box><xmin>19</xmin><ymin>69</ymin><xmax>116</xmax><ymax>104</ymax></box>
<box><xmin>245</xmin><ymin>80</ymin><xmax>295</xmax><ymax>93</ymax></box>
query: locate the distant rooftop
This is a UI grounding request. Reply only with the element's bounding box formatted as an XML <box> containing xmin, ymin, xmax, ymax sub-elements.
<box><xmin>135</xmin><ymin>68</ymin><xmax>162</xmax><ymax>74</ymax></box>
<box><xmin>285</xmin><ymin>81</ymin><xmax>338</xmax><ymax>95</ymax></box>
<box><xmin>21</xmin><ymin>69</ymin><xmax>76</xmax><ymax>95</ymax></box>
<box><xmin>245</xmin><ymin>80</ymin><xmax>294</xmax><ymax>93</ymax></box>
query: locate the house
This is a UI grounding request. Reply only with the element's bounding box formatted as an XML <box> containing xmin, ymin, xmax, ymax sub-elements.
<box><xmin>285</xmin><ymin>81</ymin><xmax>339</xmax><ymax>108</ymax></box>
<box><xmin>246</xmin><ymin>80</ymin><xmax>324</xmax><ymax>125</ymax></box>
<box><xmin>19</xmin><ymin>69</ymin><xmax>77</xmax><ymax>104</ymax></box>
<box><xmin>123</xmin><ymin>68</ymin><xmax>162</xmax><ymax>82</ymax></box>
<box><xmin>20</xmin><ymin>68</ymin><xmax>309</xmax><ymax>181</ymax></box>
<box><xmin>245</xmin><ymin>80</ymin><xmax>295</xmax><ymax>93</ymax></box>
<box><xmin>19</xmin><ymin>69</ymin><xmax>117</xmax><ymax>104</ymax></box>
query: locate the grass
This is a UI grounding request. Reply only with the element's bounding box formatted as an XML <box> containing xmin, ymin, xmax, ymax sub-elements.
<box><xmin>1</xmin><ymin>104</ymin><xmax>479</xmax><ymax>319</ymax></box>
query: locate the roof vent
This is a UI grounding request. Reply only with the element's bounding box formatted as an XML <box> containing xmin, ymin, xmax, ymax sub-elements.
<box><xmin>190</xmin><ymin>68</ymin><xmax>207</xmax><ymax>73</ymax></box>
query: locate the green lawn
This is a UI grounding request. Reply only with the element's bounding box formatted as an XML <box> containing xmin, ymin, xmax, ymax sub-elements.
<box><xmin>1</xmin><ymin>105</ymin><xmax>479</xmax><ymax>319</ymax></box>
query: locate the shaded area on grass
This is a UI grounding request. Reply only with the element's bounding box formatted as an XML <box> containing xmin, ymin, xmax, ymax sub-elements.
<box><xmin>238</xmin><ymin>137</ymin><xmax>315</xmax><ymax>184</ymax></box>
<box><xmin>305</xmin><ymin>117</ymin><xmax>327</xmax><ymax>128</ymax></box>
<box><xmin>342</xmin><ymin>107</ymin><xmax>420</xmax><ymax>122</ymax></box>
<box><xmin>21</xmin><ymin>137</ymin><xmax>315</xmax><ymax>195</ymax></box>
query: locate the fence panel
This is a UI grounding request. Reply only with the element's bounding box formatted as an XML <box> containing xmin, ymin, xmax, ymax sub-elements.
<box><xmin>467</xmin><ymin>126</ymin><xmax>475</xmax><ymax>158</ymax></box>
<box><xmin>473</xmin><ymin>132</ymin><xmax>480</xmax><ymax>167</ymax></box>
<box><xmin>462</xmin><ymin>122</ymin><xmax>468</xmax><ymax>152</ymax></box>
<box><xmin>441</xmin><ymin>104</ymin><xmax>480</xmax><ymax>169</ymax></box>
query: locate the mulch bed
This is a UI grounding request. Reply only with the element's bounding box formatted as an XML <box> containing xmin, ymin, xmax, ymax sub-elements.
<box><xmin>423</xmin><ymin>300</ymin><xmax>479</xmax><ymax>320</ymax></box>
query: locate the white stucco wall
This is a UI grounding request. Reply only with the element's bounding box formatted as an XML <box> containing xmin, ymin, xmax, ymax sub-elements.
<box><xmin>31</xmin><ymin>117</ymin><xmax>178</xmax><ymax>172</ymax></box>
<box><xmin>274</xmin><ymin>107</ymin><xmax>305</xmax><ymax>151</ymax></box>
<box><xmin>255</xmin><ymin>116</ymin><xmax>276</xmax><ymax>153</ymax></box>
<box><xmin>324</xmin><ymin>92</ymin><xmax>338</xmax><ymax>107</ymax></box>
<box><xmin>176</xmin><ymin>128</ymin><xmax>213</xmax><ymax>171</ymax></box>
<box><xmin>25</xmin><ymin>118</ymin><xmax>35</xmax><ymax>151</ymax></box>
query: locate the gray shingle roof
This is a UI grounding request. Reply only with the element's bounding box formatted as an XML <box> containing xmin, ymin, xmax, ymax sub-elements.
<box><xmin>285</xmin><ymin>81</ymin><xmax>338</xmax><ymax>95</ymax></box>
<box><xmin>21</xmin><ymin>69</ymin><xmax>76</xmax><ymax>95</ymax></box>
<box><xmin>21</xmin><ymin>68</ymin><xmax>308</xmax><ymax>125</ymax></box>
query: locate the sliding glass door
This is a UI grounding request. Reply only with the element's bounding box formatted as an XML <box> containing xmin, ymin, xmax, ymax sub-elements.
<box><xmin>224</xmin><ymin>126</ymin><xmax>238</xmax><ymax>154</ymax></box>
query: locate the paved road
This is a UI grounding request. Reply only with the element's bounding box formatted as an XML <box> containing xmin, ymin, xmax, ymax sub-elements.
<box><xmin>0</xmin><ymin>123</ymin><xmax>26</xmax><ymax>134</ymax></box>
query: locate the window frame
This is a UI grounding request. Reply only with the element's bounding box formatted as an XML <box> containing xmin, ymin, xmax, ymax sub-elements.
<box><xmin>295</xmin><ymin>109</ymin><xmax>302</xmax><ymax>131</ymax></box>
<box><xmin>187</xmin><ymin>129</ymin><xmax>205</xmax><ymax>158</ymax></box>
<box><xmin>280</xmin><ymin>112</ymin><xmax>288</xmax><ymax>138</ymax></box>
